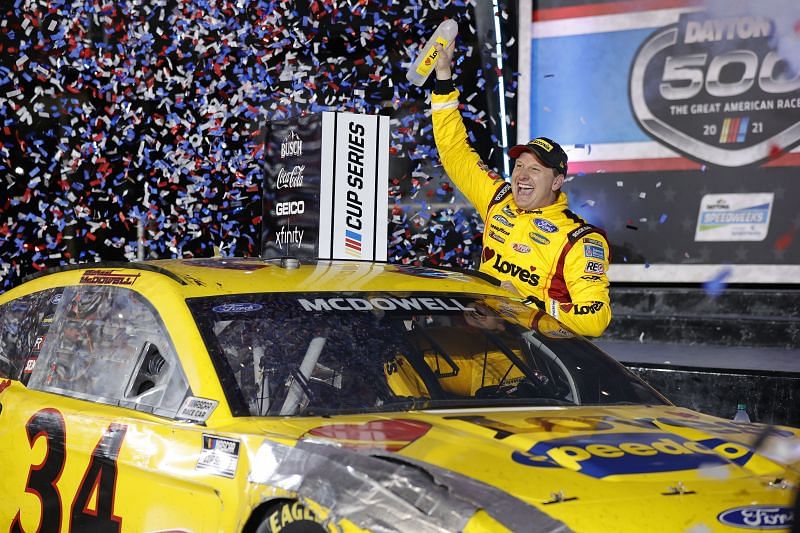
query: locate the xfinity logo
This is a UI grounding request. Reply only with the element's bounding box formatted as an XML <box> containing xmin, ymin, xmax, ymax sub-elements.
<box><xmin>275</xmin><ymin>226</ymin><xmax>304</xmax><ymax>250</ymax></box>
<box><xmin>276</xmin><ymin>201</ymin><xmax>305</xmax><ymax>216</ymax></box>
<box><xmin>280</xmin><ymin>130</ymin><xmax>303</xmax><ymax>158</ymax></box>
<box><xmin>629</xmin><ymin>12</ymin><xmax>800</xmax><ymax>167</ymax></box>
<box><xmin>277</xmin><ymin>165</ymin><xmax>305</xmax><ymax>189</ymax></box>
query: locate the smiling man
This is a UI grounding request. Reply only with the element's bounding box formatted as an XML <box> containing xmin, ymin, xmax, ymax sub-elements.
<box><xmin>430</xmin><ymin>42</ymin><xmax>611</xmax><ymax>337</ymax></box>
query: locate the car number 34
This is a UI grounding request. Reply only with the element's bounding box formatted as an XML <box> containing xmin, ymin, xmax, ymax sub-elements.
<box><xmin>9</xmin><ymin>408</ymin><xmax>127</xmax><ymax>533</ymax></box>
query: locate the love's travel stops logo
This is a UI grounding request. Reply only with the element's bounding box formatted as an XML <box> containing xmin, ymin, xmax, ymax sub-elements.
<box><xmin>629</xmin><ymin>11</ymin><xmax>800</xmax><ymax>167</ymax></box>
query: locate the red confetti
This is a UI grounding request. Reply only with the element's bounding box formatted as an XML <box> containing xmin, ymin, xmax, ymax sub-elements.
<box><xmin>775</xmin><ymin>229</ymin><xmax>796</xmax><ymax>251</ymax></box>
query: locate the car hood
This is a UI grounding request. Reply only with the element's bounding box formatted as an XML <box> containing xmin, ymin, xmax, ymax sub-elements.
<box><xmin>245</xmin><ymin>406</ymin><xmax>798</xmax><ymax>527</ymax></box>
<box><xmin>241</xmin><ymin>405</ymin><xmax>799</xmax><ymax>531</ymax></box>
<box><xmin>246</xmin><ymin>404</ymin><xmax>800</xmax><ymax>493</ymax></box>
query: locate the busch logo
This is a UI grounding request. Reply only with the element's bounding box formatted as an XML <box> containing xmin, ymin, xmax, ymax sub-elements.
<box><xmin>277</xmin><ymin>165</ymin><xmax>305</xmax><ymax>189</ymax></box>
<box><xmin>276</xmin><ymin>201</ymin><xmax>305</xmax><ymax>216</ymax></box>
<box><xmin>630</xmin><ymin>12</ymin><xmax>800</xmax><ymax>167</ymax></box>
<box><xmin>280</xmin><ymin>130</ymin><xmax>303</xmax><ymax>158</ymax></box>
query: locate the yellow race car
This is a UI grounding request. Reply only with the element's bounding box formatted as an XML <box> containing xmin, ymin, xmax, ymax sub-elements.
<box><xmin>0</xmin><ymin>258</ymin><xmax>797</xmax><ymax>532</ymax></box>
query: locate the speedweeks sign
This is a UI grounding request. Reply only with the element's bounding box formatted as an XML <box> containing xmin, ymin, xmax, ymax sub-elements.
<box><xmin>629</xmin><ymin>11</ymin><xmax>800</xmax><ymax>167</ymax></box>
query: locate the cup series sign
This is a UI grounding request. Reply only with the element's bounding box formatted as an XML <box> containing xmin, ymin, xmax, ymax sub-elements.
<box><xmin>629</xmin><ymin>11</ymin><xmax>800</xmax><ymax>167</ymax></box>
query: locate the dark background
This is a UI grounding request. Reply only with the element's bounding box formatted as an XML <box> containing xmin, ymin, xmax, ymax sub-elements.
<box><xmin>0</xmin><ymin>0</ymin><xmax>518</xmax><ymax>292</ymax></box>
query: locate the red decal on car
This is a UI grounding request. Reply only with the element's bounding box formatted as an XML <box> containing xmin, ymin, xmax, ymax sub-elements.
<box><xmin>307</xmin><ymin>419</ymin><xmax>431</xmax><ymax>451</ymax></box>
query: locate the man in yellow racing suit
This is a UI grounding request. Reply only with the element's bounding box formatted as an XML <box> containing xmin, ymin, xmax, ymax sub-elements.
<box><xmin>430</xmin><ymin>42</ymin><xmax>611</xmax><ymax>337</ymax></box>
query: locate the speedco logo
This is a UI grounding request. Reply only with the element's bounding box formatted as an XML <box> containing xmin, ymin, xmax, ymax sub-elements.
<box><xmin>512</xmin><ymin>432</ymin><xmax>750</xmax><ymax>478</ymax></box>
<box><xmin>276</xmin><ymin>201</ymin><xmax>304</xmax><ymax>216</ymax></box>
<box><xmin>717</xmin><ymin>506</ymin><xmax>793</xmax><ymax>529</ymax></box>
<box><xmin>630</xmin><ymin>12</ymin><xmax>800</xmax><ymax>167</ymax></box>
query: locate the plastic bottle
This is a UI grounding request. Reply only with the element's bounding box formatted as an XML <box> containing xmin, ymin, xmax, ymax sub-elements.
<box><xmin>406</xmin><ymin>19</ymin><xmax>459</xmax><ymax>87</ymax></box>
<box><xmin>733</xmin><ymin>403</ymin><xmax>751</xmax><ymax>423</ymax></box>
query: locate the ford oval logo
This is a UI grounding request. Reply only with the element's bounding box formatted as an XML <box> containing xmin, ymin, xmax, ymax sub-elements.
<box><xmin>212</xmin><ymin>303</ymin><xmax>263</xmax><ymax>313</ymax></box>
<box><xmin>717</xmin><ymin>506</ymin><xmax>793</xmax><ymax>529</ymax></box>
<box><xmin>533</xmin><ymin>218</ymin><xmax>559</xmax><ymax>233</ymax></box>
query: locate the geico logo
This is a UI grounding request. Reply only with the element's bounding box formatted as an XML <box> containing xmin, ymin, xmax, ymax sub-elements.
<box><xmin>491</xmin><ymin>254</ymin><xmax>540</xmax><ymax>286</ymax></box>
<box><xmin>512</xmin><ymin>433</ymin><xmax>747</xmax><ymax>478</ymax></box>
<box><xmin>276</xmin><ymin>201</ymin><xmax>304</xmax><ymax>216</ymax></box>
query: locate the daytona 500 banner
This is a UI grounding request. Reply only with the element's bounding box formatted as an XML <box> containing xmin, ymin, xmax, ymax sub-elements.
<box><xmin>518</xmin><ymin>0</ymin><xmax>800</xmax><ymax>283</ymax></box>
<box><xmin>262</xmin><ymin>112</ymin><xmax>389</xmax><ymax>261</ymax></box>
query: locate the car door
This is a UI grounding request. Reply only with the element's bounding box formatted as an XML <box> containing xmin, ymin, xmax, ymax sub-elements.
<box><xmin>0</xmin><ymin>283</ymin><xmax>224</xmax><ymax>532</ymax></box>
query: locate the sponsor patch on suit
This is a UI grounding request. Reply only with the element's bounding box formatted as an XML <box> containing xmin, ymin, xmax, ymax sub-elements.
<box><xmin>584</xmin><ymin>244</ymin><xmax>605</xmax><ymax>260</ymax></box>
<box><xmin>529</xmin><ymin>232</ymin><xmax>550</xmax><ymax>245</ymax></box>
<box><xmin>533</xmin><ymin>218</ymin><xmax>559</xmax><ymax>233</ymax></box>
<box><xmin>584</xmin><ymin>261</ymin><xmax>605</xmax><ymax>275</ymax></box>
<box><xmin>488</xmin><ymin>231</ymin><xmax>506</xmax><ymax>243</ymax></box>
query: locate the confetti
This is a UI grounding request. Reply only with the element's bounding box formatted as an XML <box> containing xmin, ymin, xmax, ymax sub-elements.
<box><xmin>774</xmin><ymin>229</ymin><xmax>796</xmax><ymax>251</ymax></box>
<box><xmin>0</xmin><ymin>2</ymin><xmax>507</xmax><ymax>292</ymax></box>
<box><xmin>703</xmin><ymin>267</ymin><xmax>733</xmax><ymax>296</ymax></box>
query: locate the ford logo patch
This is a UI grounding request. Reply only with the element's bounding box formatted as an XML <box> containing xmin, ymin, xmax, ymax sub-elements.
<box><xmin>717</xmin><ymin>506</ymin><xmax>793</xmax><ymax>529</ymax></box>
<box><xmin>212</xmin><ymin>303</ymin><xmax>263</xmax><ymax>313</ymax></box>
<box><xmin>533</xmin><ymin>218</ymin><xmax>559</xmax><ymax>233</ymax></box>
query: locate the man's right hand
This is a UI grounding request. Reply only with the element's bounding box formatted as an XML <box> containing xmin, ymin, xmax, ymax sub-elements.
<box><xmin>434</xmin><ymin>41</ymin><xmax>456</xmax><ymax>80</ymax></box>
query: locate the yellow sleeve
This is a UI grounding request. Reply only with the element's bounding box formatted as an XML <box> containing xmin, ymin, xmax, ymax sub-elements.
<box><xmin>431</xmin><ymin>89</ymin><xmax>505</xmax><ymax>220</ymax></box>
<box><xmin>547</xmin><ymin>233</ymin><xmax>612</xmax><ymax>337</ymax></box>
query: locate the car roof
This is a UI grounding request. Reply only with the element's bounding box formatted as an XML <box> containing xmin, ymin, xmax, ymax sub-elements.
<box><xmin>5</xmin><ymin>258</ymin><xmax>507</xmax><ymax>301</ymax></box>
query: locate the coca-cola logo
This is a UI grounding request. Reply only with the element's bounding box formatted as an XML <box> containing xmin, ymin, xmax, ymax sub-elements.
<box><xmin>630</xmin><ymin>12</ymin><xmax>800</xmax><ymax>167</ymax></box>
<box><xmin>277</xmin><ymin>165</ymin><xmax>305</xmax><ymax>189</ymax></box>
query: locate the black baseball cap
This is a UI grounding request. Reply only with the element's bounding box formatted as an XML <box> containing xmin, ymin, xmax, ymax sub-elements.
<box><xmin>508</xmin><ymin>137</ymin><xmax>568</xmax><ymax>175</ymax></box>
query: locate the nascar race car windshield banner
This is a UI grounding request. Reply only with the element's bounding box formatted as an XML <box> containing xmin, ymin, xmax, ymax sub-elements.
<box><xmin>518</xmin><ymin>0</ymin><xmax>800</xmax><ymax>283</ymax></box>
<box><xmin>262</xmin><ymin>112</ymin><xmax>389</xmax><ymax>261</ymax></box>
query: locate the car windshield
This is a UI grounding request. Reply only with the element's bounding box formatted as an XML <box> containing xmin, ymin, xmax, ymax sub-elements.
<box><xmin>187</xmin><ymin>292</ymin><xmax>666</xmax><ymax>417</ymax></box>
